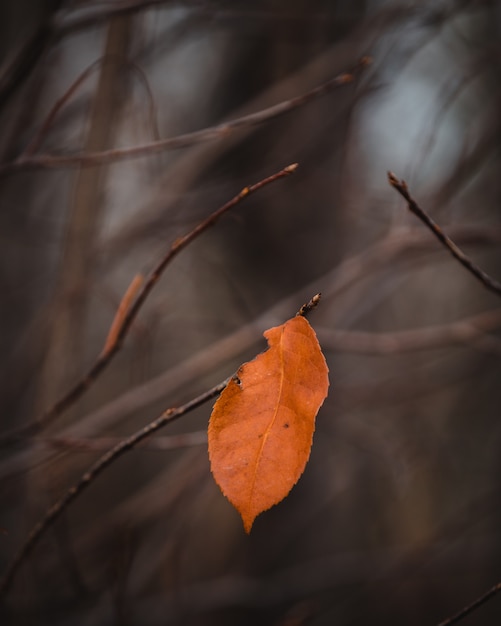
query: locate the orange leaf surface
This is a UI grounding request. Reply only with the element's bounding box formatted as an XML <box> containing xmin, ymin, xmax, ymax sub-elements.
<box><xmin>208</xmin><ymin>315</ymin><xmax>329</xmax><ymax>532</ymax></box>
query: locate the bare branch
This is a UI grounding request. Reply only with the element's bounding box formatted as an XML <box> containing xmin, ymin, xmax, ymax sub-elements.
<box><xmin>55</xmin><ymin>1</ymin><xmax>183</xmax><ymax>37</ymax></box>
<box><xmin>437</xmin><ymin>581</ymin><xmax>501</xmax><ymax>626</ymax></box>
<box><xmin>36</xmin><ymin>225</ymin><xmax>501</xmax><ymax>438</ymax></box>
<box><xmin>0</xmin><ymin>59</ymin><xmax>369</xmax><ymax>176</ymax></box>
<box><xmin>0</xmin><ymin>377</ymin><xmax>230</xmax><ymax>598</ymax></box>
<box><xmin>0</xmin><ymin>283</ymin><xmax>322</xmax><ymax>595</ymax></box>
<box><xmin>22</xmin><ymin>56</ymin><xmax>160</xmax><ymax>157</ymax></box>
<box><xmin>0</xmin><ymin>163</ymin><xmax>298</xmax><ymax>446</ymax></box>
<box><xmin>388</xmin><ymin>172</ymin><xmax>501</xmax><ymax>298</ymax></box>
<box><xmin>316</xmin><ymin>307</ymin><xmax>501</xmax><ymax>355</ymax></box>
<box><xmin>42</xmin><ymin>430</ymin><xmax>207</xmax><ymax>452</ymax></box>
<box><xmin>2</xmin><ymin>226</ymin><xmax>500</xmax><ymax>482</ymax></box>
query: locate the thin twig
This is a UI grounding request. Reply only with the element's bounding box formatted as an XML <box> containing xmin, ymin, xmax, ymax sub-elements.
<box><xmin>0</xmin><ymin>377</ymin><xmax>230</xmax><ymax>598</ymax></box>
<box><xmin>33</xmin><ymin>226</ymin><xmax>501</xmax><ymax>437</ymax></box>
<box><xmin>297</xmin><ymin>293</ymin><xmax>322</xmax><ymax>317</ymax></box>
<box><xmin>6</xmin><ymin>302</ymin><xmax>501</xmax><ymax>479</ymax></box>
<box><xmin>42</xmin><ymin>430</ymin><xmax>207</xmax><ymax>452</ymax></box>
<box><xmin>388</xmin><ymin>172</ymin><xmax>501</xmax><ymax>297</ymax></box>
<box><xmin>0</xmin><ymin>288</ymin><xmax>322</xmax><ymax>594</ymax></box>
<box><xmin>388</xmin><ymin>171</ymin><xmax>501</xmax><ymax>626</ymax></box>
<box><xmin>437</xmin><ymin>581</ymin><xmax>501</xmax><ymax>626</ymax></box>
<box><xmin>3</xmin><ymin>226</ymin><xmax>499</xmax><ymax>482</ymax></box>
<box><xmin>22</xmin><ymin>59</ymin><xmax>99</xmax><ymax>156</ymax></box>
<box><xmin>23</xmin><ymin>56</ymin><xmax>160</xmax><ymax>157</ymax></box>
<box><xmin>0</xmin><ymin>163</ymin><xmax>297</xmax><ymax>447</ymax></box>
<box><xmin>315</xmin><ymin>307</ymin><xmax>501</xmax><ymax>355</ymax></box>
<box><xmin>0</xmin><ymin>58</ymin><xmax>370</xmax><ymax>176</ymax></box>
<box><xmin>55</xmin><ymin>0</ymin><xmax>182</xmax><ymax>37</ymax></box>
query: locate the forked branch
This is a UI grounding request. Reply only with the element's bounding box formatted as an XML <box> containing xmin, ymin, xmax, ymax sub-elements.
<box><xmin>0</xmin><ymin>294</ymin><xmax>320</xmax><ymax>596</ymax></box>
<box><xmin>0</xmin><ymin>58</ymin><xmax>370</xmax><ymax>176</ymax></box>
<box><xmin>0</xmin><ymin>163</ymin><xmax>298</xmax><ymax>446</ymax></box>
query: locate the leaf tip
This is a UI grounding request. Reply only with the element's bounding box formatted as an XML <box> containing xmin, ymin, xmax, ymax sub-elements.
<box><xmin>243</xmin><ymin>517</ymin><xmax>254</xmax><ymax>534</ymax></box>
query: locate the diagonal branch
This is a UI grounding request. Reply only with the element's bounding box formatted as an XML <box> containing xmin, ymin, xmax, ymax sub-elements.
<box><xmin>0</xmin><ymin>292</ymin><xmax>321</xmax><ymax>596</ymax></box>
<box><xmin>389</xmin><ymin>173</ymin><xmax>501</xmax><ymax>625</ymax></box>
<box><xmin>0</xmin><ymin>163</ymin><xmax>298</xmax><ymax>447</ymax></box>
<box><xmin>388</xmin><ymin>172</ymin><xmax>501</xmax><ymax>298</ymax></box>
<box><xmin>0</xmin><ymin>58</ymin><xmax>370</xmax><ymax>176</ymax></box>
<box><xmin>437</xmin><ymin>581</ymin><xmax>501</xmax><ymax>626</ymax></box>
<box><xmin>22</xmin><ymin>55</ymin><xmax>160</xmax><ymax>158</ymax></box>
<box><xmin>0</xmin><ymin>377</ymin><xmax>231</xmax><ymax>598</ymax></box>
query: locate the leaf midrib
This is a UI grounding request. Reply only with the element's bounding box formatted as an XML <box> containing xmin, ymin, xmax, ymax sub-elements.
<box><xmin>247</xmin><ymin>326</ymin><xmax>286</xmax><ymax>507</ymax></box>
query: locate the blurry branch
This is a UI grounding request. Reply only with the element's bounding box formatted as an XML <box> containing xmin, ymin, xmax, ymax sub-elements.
<box><xmin>0</xmin><ymin>0</ymin><xmax>64</xmax><ymax>110</ymax></box>
<box><xmin>36</xmin><ymin>13</ymin><xmax>134</xmax><ymax>427</ymax></box>
<box><xmin>388</xmin><ymin>173</ymin><xmax>501</xmax><ymax>297</ymax></box>
<box><xmin>38</xmin><ymin>226</ymin><xmax>501</xmax><ymax>429</ymax></box>
<box><xmin>0</xmin><ymin>163</ymin><xmax>297</xmax><ymax>447</ymax></box>
<box><xmin>2</xmin><ymin>224</ymin><xmax>501</xmax><ymax>484</ymax></box>
<box><xmin>0</xmin><ymin>58</ymin><xmax>370</xmax><ymax>176</ymax></box>
<box><xmin>0</xmin><ymin>342</ymin><xmax>484</xmax><ymax>484</ymax></box>
<box><xmin>0</xmin><ymin>0</ymin><xmax>462</xmax><ymax>125</ymax></box>
<box><xmin>388</xmin><ymin>174</ymin><xmax>501</xmax><ymax>626</ymax></box>
<box><xmin>55</xmin><ymin>1</ymin><xmax>470</xmax><ymax>46</ymax></box>
<box><xmin>55</xmin><ymin>0</ymin><xmax>180</xmax><ymax>36</ymax></box>
<box><xmin>90</xmin><ymin>523</ymin><xmax>501</xmax><ymax>620</ymax></box>
<box><xmin>20</xmin><ymin>305</ymin><xmax>501</xmax><ymax>454</ymax></box>
<box><xmin>23</xmin><ymin>56</ymin><xmax>160</xmax><ymax>157</ymax></box>
<box><xmin>407</xmin><ymin>54</ymin><xmax>487</xmax><ymax>183</ymax></box>
<box><xmin>0</xmin><ymin>377</ymin><xmax>231</xmax><ymax>598</ymax></box>
<box><xmin>108</xmin><ymin>0</ymin><xmax>454</xmax><ymax>257</ymax></box>
<box><xmin>0</xmin><ymin>1</ymin><xmax>174</xmax><ymax>109</ymax></box>
<box><xmin>41</xmin><ymin>430</ymin><xmax>207</xmax><ymax>452</ymax></box>
<box><xmin>437</xmin><ymin>581</ymin><xmax>501</xmax><ymax>626</ymax></box>
<box><xmin>316</xmin><ymin>307</ymin><xmax>501</xmax><ymax>355</ymax></box>
<box><xmin>432</xmin><ymin>109</ymin><xmax>500</xmax><ymax>210</ymax></box>
<box><xmin>0</xmin><ymin>291</ymin><xmax>319</xmax><ymax>595</ymax></box>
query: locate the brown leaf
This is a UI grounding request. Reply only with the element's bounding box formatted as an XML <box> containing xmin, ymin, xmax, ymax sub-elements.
<box><xmin>208</xmin><ymin>315</ymin><xmax>329</xmax><ymax>532</ymax></box>
<box><xmin>102</xmin><ymin>273</ymin><xmax>143</xmax><ymax>356</ymax></box>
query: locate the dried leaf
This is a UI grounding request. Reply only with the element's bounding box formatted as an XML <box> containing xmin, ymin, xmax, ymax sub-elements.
<box><xmin>102</xmin><ymin>273</ymin><xmax>143</xmax><ymax>356</ymax></box>
<box><xmin>208</xmin><ymin>315</ymin><xmax>329</xmax><ymax>532</ymax></box>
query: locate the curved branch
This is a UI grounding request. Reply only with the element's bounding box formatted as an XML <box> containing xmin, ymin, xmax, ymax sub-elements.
<box><xmin>0</xmin><ymin>289</ymin><xmax>322</xmax><ymax>595</ymax></box>
<box><xmin>0</xmin><ymin>58</ymin><xmax>370</xmax><ymax>176</ymax></box>
<box><xmin>0</xmin><ymin>163</ymin><xmax>297</xmax><ymax>447</ymax></box>
<box><xmin>23</xmin><ymin>55</ymin><xmax>160</xmax><ymax>157</ymax></box>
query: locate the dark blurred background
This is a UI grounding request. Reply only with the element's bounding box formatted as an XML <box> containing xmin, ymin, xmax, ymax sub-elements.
<box><xmin>1</xmin><ymin>1</ymin><xmax>501</xmax><ymax>624</ymax></box>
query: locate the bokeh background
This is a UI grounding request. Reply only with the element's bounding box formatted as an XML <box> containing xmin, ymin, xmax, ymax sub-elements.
<box><xmin>1</xmin><ymin>1</ymin><xmax>501</xmax><ymax>624</ymax></box>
